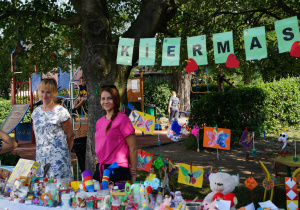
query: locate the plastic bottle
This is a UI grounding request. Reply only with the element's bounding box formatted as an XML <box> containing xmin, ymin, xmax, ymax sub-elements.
<box><xmin>61</xmin><ymin>193</ymin><xmax>71</xmax><ymax>209</ymax></box>
<box><xmin>97</xmin><ymin>189</ymin><xmax>110</xmax><ymax>210</ymax></box>
<box><xmin>131</xmin><ymin>181</ymin><xmax>141</xmax><ymax>207</ymax></box>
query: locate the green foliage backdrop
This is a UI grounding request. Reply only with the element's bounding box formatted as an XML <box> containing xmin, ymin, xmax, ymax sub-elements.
<box><xmin>188</xmin><ymin>77</ymin><xmax>300</xmax><ymax>149</ymax></box>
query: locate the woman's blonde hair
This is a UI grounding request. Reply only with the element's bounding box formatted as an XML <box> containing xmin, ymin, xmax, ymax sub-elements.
<box><xmin>37</xmin><ymin>78</ymin><xmax>58</xmax><ymax>97</ymax></box>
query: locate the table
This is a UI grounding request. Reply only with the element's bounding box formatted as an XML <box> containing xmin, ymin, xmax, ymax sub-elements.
<box><xmin>0</xmin><ymin>199</ymin><xmax>51</xmax><ymax>210</ymax></box>
<box><xmin>275</xmin><ymin>154</ymin><xmax>300</xmax><ymax>176</ymax></box>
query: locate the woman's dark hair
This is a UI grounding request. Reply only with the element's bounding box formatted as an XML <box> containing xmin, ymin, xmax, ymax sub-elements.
<box><xmin>100</xmin><ymin>85</ymin><xmax>120</xmax><ymax>133</ymax></box>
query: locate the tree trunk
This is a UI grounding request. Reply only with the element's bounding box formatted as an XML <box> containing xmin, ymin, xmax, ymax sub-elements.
<box><xmin>244</xmin><ymin>65</ymin><xmax>251</xmax><ymax>85</ymax></box>
<box><xmin>78</xmin><ymin>0</ymin><xmax>177</xmax><ymax>174</ymax></box>
<box><xmin>172</xmin><ymin>69</ymin><xmax>192</xmax><ymax>112</ymax></box>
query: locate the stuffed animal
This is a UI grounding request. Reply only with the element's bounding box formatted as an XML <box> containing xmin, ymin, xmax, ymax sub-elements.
<box><xmin>203</xmin><ymin>172</ymin><xmax>239</xmax><ymax>210</ymax></box>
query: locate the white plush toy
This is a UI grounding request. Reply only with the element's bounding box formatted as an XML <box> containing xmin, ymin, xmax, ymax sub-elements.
<box><xmin>202</xmin><ymin>172</ymin><xmax>239</xmax><ymax>210</ymax></box>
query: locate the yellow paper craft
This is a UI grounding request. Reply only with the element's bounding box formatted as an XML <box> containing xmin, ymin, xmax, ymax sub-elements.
<box><xmin>178</xmin><ymin>163</ymin><xmax>204</xmax><ymax>188</ymax></box>
<box><xmin>203</xmin><ymin>126</ymin><xmax>231</xmax><ymax>150</ymax></box>
<box><xmin>8</xmin><ymin>159</ymin><xmax>40</xmax><ymax>183</ymax></box>
<box><xmin>131</xmin><ymin>110</ymin><xmax>155</xmax><ymax>135</ymax></box>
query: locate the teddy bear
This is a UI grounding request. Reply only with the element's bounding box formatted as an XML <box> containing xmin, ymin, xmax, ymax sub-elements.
<box><xmin>202</xmin><ymin>172</ymin><xmax>239</xmax><ymax>210</ymax></box>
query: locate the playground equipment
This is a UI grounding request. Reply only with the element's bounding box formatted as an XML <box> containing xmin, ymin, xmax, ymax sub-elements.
<box><xmin>5</xmin><ymin>42</ymin><xmax>87</xmax><ymax>143</ymax></box>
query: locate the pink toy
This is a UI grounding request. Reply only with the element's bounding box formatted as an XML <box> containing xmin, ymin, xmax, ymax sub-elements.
<box><xmin>159</xmin><ymin>196</ymin><xmax>172</xmax><ymax>210</ymax></box>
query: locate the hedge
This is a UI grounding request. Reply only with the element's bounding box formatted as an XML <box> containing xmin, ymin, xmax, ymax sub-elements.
<box><xmin>188</xmin><ymin>77</ymin><xmax>300</xmax><ymax>148</ymax></box>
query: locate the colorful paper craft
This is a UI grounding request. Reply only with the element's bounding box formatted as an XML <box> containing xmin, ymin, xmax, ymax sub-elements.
<box><xmin>226</xmin><ymin>53</ymin><xmax>240</xmax><ymax>68</ymax></box>
<box><xmin>137</xmin><ymin>150</ymin><xmax>153</xmax><ymax>172</ymax></box>
<box><xmin>203</xmin><ymin>126</ymin><xmax>231</xmax><ymax>150</ymax></box>
<box><xmin>130</xmin><ymin>110</ymin><xmax>155</xmax><ymax>135</ymax></box>
<box><xmin>239</xmin><ymin>131</ymin><xmax>253</xmax><ymax>148</ymax></box>
<box><xmin>244</xmin><ymin>176</ymin><xmax>258</xmax><ymax>191</ymax></box>
<box><xmin>285</xmin><ymin>177</ymin><xmax>298</xmax><ymax>210</ymax></box>
<box><xmin>185</xmin><ymin>58</ymin><xmax>198</xmax><ymax>73</ymax></box>
<box><xmin>178</xmin><ymin>163</ymin><xmax>203</xmax><ymax>188</ymax></box>
<box><xmin>290</xmin><ymin>41</ymin><xmax>300</xmax><ymax>57</ymax></box>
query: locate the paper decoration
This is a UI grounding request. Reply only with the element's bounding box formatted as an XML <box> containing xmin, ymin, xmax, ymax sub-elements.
<box><xmin>167</xmin><ymin>121</ymin><xmax>182</xmax><ymax>142</ymax></box>
<box><xmin>185</xmin><ymin>58</ymin><xmax>198</xmax><ymax>73</ymax></box>
<box><xmin>262</xmin><ymin>178</ymin><xmax>274</xmax><ymax>190</ymax></box>
<box><xmin>191</xmin><ymin>125</ymin><xmax>200</xmax><ymax>138</ymax></box>
<box><xmin>226</xmin><ymin>53</ymin><xmax>240</xmax><ymax>68</ymax></box>
<box><xmin>240</xmin><ymin>131</ymin><xmax>253</xmax><ymax>148</ymax></box>
<box><xmin>203</xmin><ymin>126</ymin><xmax>231</xmax><ymax>150</ymax></box>
<box><xmin>117</xmin><ymin>38</ymin><xmax>134</xmax><ymax>65</ymax></box>
<box><xmin>275</xmin><ymin>16</ymin><xmax>300</xmax><ymax>53</ymax></box>
<box><xmin>279</xmin><ymin>132</ymin><xmax>288</xmax><ymax>150</ymax></box>
<box><xmin>153</xmin><ymin>156</ymin><xmax>164</xmax><ymax>169</ymax></box>
<box><xmin>244</xmin><ymin>26</ymin><xmax>268</xmax><ymax>60</ymax></box>
<box><xmin>244</xmin><ymin>176</ymin><xmax>258</xmax><ymax>191</ymax></box>
<box><xmin>290</xmin><ymin>41</ymin><xmax>300</xmax><ymax>57</ymax></box>
<box><xmin>213</xmin><ymin>31</ymin><xmax>234</xmax><ymax>64</ymax></box>
<box><xmin>285</xmin><ymin>177</ymin><xmax>298</xmax><ymax>210</ymax></box>
<box><xmin>137</xmin><ymin>150</ymin><xmax>153</xmax><ymax>172</ymax></box>
<box><xmin>178</xmin><ymin>163</ymin><xmax>203</xmax><ymax>188</ymax></box>
<box><xmin>130</xmin><ymin>110</ymin><xmax>155</xmax><ymax>135</ymax></box>
<box><xmin>139</xmin><ymin>38</ymin><xmax>156</xmax><ymax>65</ymax></box>
<box><xmin>187</xmin><ymin>35</ymin><xmax>208</xmax><ymax>65</ymax></box>
<box><xmin>258</xmin><ymin>200</ymin><xmax>278</xmax><ymax>209</ymax></box>
<box><xmin>162</xmin><ymin>37</ymin><xmax>181</xmax><ymax>66</ymax></box>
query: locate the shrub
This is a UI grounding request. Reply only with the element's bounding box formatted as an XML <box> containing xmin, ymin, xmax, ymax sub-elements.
<box><xmin>0</xmin><ymin>152</ymin><xmax>20</xmax><ymax>165</ymax></box>
<box><xmin>143</xmin><ymin>78</ymin><xmax>173</xmax><ymax>117</ymax></box>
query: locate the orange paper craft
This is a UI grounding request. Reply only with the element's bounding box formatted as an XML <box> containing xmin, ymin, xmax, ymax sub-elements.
<box><xmin>244</xmin><ymin>177</ymin><xmax>258</xmax><ymax>191</ymax></box>
<box><xmin>203</xmin><ymin>126</ymin><xmax>231</xmax><ymax>150</ymax></box>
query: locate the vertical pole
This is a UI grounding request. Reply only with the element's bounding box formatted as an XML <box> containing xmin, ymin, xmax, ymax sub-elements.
<box><xmin>196</xmin><ymin>70</ymin><xmax>198</xmax><ymax>102</ymax></box>
<box><xmin>206</xmin><ymin>69</ymin><xmax>209</xmax><ymax>92</ymax></box>
<box><xmin>11</xmin><ymin>54</ymin><xmax>15</xmax><ymax>106</ymax></box>
<box><xmin>141</xmin><ymin>72</ymin><xmax>144</xmax><ymax>113</ymax></box>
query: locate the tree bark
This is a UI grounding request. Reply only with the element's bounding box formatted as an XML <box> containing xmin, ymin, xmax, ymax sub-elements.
<box><xmin>244</xmin><ymin>65</ymin><xmax>251</xmax><ymax>85</ymax></box>
<box><xmin>172</xmin><ymin>69</ymin><xmax>192</xmax><ymax>112</ymax></box>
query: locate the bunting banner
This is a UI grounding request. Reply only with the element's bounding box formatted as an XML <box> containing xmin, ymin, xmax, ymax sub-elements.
<box><xmin>213</xmin><ymin>31</ymin><xmax>234</xmax><ymax>64</ymax></box>
<box><xmin>244</xmin><ymin>26</ymin><xmax>268</xmax><ymax>60</ymax></box>
<box><xmin>117</xmin><ymin>37</ymin><xmax>135</xmax><ymax>65</ymax></box>
<box><xmin>275</xmin><ymin>16</ymin><xmax>300</xmax><ymax>53</ymax></box>
<box><xmin>139</xmin><ymin>38</ymin><xmax>156</xmax><ymax>66</ymax></box>
<box><xmin>187</xmin><ymin>35</ymin><xmax>208</xmax><ymax>65</ymax></box>
<box><xmin>162</xmin><ymin>37</ymin><xmax>181</xmax><ymax>66</ymax></box>
<box><xmin>115</xmin><ymin>16</ymin><xmax>299</xmax><ymax>66</ymax></box>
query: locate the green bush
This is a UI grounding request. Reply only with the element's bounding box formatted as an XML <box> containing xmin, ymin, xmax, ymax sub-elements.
<box><xmin>143</xmin><ymin>78</ymin><xmax>173</xmax><ymax>117</ymax></box>
<box><xmin>188</xmin><ymin>77</ymin><xmax>300</xmax><ymax>149</ymax></box>
<box><xmin>0</xmin><ymin>99</ymin><xmax>12</xmax><ymax>125</ymax></box>
<box><xmin>0</xmin><ymin>152</ymin><xmax>20</xmax><ymax>165</ymax></box>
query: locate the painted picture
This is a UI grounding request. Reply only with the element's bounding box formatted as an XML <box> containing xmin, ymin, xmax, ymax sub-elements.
<box><xmin>137</xmin><ymin>150</ymin><xmax>153</xmax><ymax>172</ymax></box>
<box><xmin>178</xmin><ymin>163</ymin><xmax>204</xmax><ymax>188</ymax></box>
<box><xmin>239</xmin><ymin>131</ymin><xmax>253</xmax><ymax>148</ymax></box>
<box><xmin>130</xmin><ymin>110</ymin><xmax>155</xmax><ymax>135</ymax></box>
<box><xmin>203</xmin><ymin>126</ymin><xmax>231</xmax><ymax>150</ymax></box>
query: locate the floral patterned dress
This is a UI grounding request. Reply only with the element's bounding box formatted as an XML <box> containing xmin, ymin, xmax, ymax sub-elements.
<box><xmin>32</xmin><ymin>105</ymin><xmax>73</xmax><ymax>180</ymax></box>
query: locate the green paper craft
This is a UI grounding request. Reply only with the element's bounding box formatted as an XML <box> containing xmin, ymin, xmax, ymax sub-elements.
<box><xmin>213</xmin><ymin>31</ymin><xmax>234</xmax><ymax>64</ymax></box>
<box><xmin>244</xmin><ymin>26</ymin><xmax>267</xmax><ymax>60</ymax></box>
<box><xmin>139</xmin><ymin>38</ymin><xmax>156</xmax><ymax>66</ymax></box>
<box><xmin>274</xmin><ymin>16</ymin><xmax>300</xmax><ymax>53</ymax></box>
<box><xmin>117</xmin><ymin>38</ymin><xmax>135</xmax><ymax>65</ymax></box>
<box><xmin>162</xmin><ymin>37</ymin><xmax>181</xmax><ymax>66</ymax></box>
<box><xmin>187</xmin><ymin>35</ymin><xmax>208</xmax><ymax>65</ymax></box>
<box><xmin>153</xmin><ymin>156</ymin><xmax>164</xmax><ymax>169</ymax></box>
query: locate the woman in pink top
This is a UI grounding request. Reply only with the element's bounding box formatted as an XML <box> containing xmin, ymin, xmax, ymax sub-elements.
<box><xmin>94</xmin><ymin>85</ymin><xmax>137</xmax><ymax>184</ymax></box>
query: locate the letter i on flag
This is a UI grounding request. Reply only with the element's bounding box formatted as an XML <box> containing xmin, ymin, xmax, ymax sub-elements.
<box><xmin>117</xmin><ymin>37</ymin><xmax>135</xmax><ymax>65</ymax></box>
<box><xmin>139</xmin><ymin>38</ymin><xmax>156</xmax><ymax>66</ymax></box>
<box><xmin>285</xmin><ymin>177</ymin><xmax>298</xmax><ymax>210</ymax></box>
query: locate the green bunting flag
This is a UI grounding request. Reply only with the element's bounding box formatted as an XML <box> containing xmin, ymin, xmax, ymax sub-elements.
<box><xmin>162</xmin><ymin>37</ymin><xmax>181</xmax><ymax>66</ymax></box>
<box><xmin>139</xmin><ymin>38</ymin><xmax>156</xmax><ymax>66</ymax></box>
<box><xmin>187</xmin><ymin>35</ymin><xmax>208</xmax><ymax>65</ymax></box>
<box><xmin>275</xmin><ymin>16</ymin><xmax>300</xmax><ymax>53</ymax></box>
<box><xmin>213</xmin><ymin>31</ymin><xmax>234</xmax><ymax>64</ymax></box>
<box><xmin>117</xmin><ymin>38</ymin><xmax>135</xmax><ymax>65</ymax></box>
<box><xmin>244</xmin><ymin>26</ymin><xmax>268</xmax><ymax>60</ymax></box>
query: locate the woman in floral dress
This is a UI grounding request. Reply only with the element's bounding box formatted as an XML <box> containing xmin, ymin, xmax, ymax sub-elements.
<box><xmin>32</xmin><ymin>78</ymin><xmax>74</xmax><ymax>180</ymax></box>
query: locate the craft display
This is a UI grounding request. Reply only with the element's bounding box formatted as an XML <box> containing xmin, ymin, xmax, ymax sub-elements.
<box><xmin>8</xmin><ymin>159</ymin><xmax>40</xmax><ymax>183</ymax></box>
<box><xmin>185</xmin><ymin>58</ymin><xmax>198</xmax><ymax>73</ymax></box>
<box><xmin>239</xmin><ymin>130</ymin><xmax>253</xmax><ymax>149</ymax></box>
<box><xmin>244</xmin><ymin>173</ymin><xmax>258</xmax><ymax>202</ymax></box>
<box><xmin>226</xmin><ymin>53</ymin><xmax>240</xmax><ymax>68</ymax></box>
<box><xmin>137</xmin><ymin>149</ymin><xmax>153</xmax><ymax>172</ymax></box>
<box><xmin>290</xmin><ymin>41</ymin><xmax>300</xmax><ymax>57</ymax></box>
<box><xmin>203</xmin><ymin>126</ymin><xmax>231</xmax><ymax>150</ymax></box>
<box><xmin>285</xmin><ymin>177</ymin><xmax>298</xmax><ymax>210</ymax></box>
<box><xmin>178</xmin><ymin>163</ymin><xmax>203</xmax><ymax>188</ymax></box>
<box><xmin>167</xmin><ymin>120</ymin><xmax>188</xmax><ymax>142</ymax></box>
<box><xmin>203</xmin><ymin>172</ymin><xmax>239</xmax><ymax>210</ymax></box>
<box><xmin>82</xmin><ymin>170</ymin><xmax>94</xmax><ymax>192</ymax></box>
<box><xmin>129</xmin><ymin>110</ymin><xmax>155</xmax><ymax>135</ymax></box>
<box><xmin>279</xmin><ymin>132</ymin><xmax>288</xmax><ymax>150</ymax></box>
